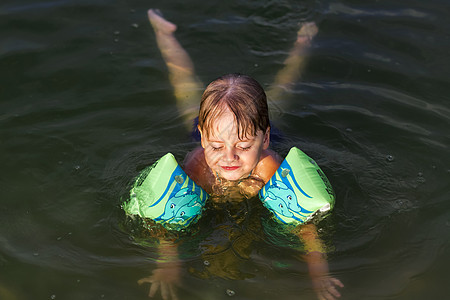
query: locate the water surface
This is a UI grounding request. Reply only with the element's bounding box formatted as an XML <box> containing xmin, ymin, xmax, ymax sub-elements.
<box><xmin>1</xmin><ymin>0</ymin><xmax>449</xmax><ymax>299</ymax></box>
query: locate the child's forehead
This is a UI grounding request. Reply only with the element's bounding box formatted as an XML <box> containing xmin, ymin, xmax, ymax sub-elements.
<box><xmin>206</xmin><ymin>122</ymin><xmax>259</xmax><ymax>141</ymax></box>
<box><xmin>206</xmin><ymin>109</ymin><xmax>236</xmax><ymax>132</ymax></box>
<box><xmin>203</xmin><ymin>105</ymin><xmax>261</xmax><ymax>140</ymax></box>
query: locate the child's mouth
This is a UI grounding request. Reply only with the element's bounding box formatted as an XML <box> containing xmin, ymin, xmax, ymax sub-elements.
<box><xmin>221</xmin><ymin>166</ymin><xmax>240</xmax><ymax>171</ymax></box>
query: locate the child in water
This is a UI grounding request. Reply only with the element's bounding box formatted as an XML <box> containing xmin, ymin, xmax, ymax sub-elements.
<box><xmin>137</xmin><ymin>9</ymin><xmax>344</xmax><ymax>300</ymax></box>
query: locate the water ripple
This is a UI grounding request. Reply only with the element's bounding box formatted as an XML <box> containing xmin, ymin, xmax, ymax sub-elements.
<box><xmin>327</xmin><ymin>3</ymin><xmax>430</xmax><ymax>19</ymax></box>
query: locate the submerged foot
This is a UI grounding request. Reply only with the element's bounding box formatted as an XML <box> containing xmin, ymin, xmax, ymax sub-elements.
<box><xmin>148</xmin><ymin>9</ymin><xmax>177</xmax><ymax>34</ymax></box>
<box><xmin>296</xmin><ymin>22</ymin><xmax>318</xmax><ymax>44</ymax></box>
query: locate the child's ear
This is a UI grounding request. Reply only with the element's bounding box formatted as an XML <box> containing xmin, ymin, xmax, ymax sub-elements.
<box><xmin>263</xmin><ymin>127</ymin><xmax>270</xmax><ymax>150</ymax></box>
<box><xmin>198</xmin><ymin>125</ymin><xmax>206</xmax><ymax>148</ymax></box>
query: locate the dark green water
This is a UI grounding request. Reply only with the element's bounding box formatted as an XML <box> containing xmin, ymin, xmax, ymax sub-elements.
<box><xmin>1</xmin><ymin>0</ymin><xmax>449</xmax><ymax>299</ymax></box>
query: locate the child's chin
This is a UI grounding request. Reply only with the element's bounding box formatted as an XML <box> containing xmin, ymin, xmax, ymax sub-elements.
<box><xmin>220</xmin><ymin>172</ymin><xmax>245</xmax><ymax>181</ymax></box>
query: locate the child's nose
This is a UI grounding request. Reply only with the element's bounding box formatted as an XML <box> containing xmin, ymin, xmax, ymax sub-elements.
<box><xmin>224</xmin><ymin>147</ymin><xmax>238</xmax><ymax>162</ymax></box>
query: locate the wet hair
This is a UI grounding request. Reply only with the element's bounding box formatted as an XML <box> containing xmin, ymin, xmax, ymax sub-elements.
<box><xmin>198</xmin><ymin>73</ymin><xmax>269</xmax><ymax>139</ymax></box>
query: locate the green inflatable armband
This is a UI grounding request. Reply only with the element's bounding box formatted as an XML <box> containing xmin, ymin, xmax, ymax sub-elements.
<box><xmin>123</xmin><ymin>153</ymin><xmax>208</xmax><ymax>230</ymax></box>
<box><xmin>259</xmin><ymin>147</ymin><xmax>335</xmax><ymax>224</ymax></box>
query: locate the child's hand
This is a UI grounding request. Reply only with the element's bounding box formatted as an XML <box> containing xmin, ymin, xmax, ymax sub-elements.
<box><xmin>238</xmin><ymin>176</ymin><xmax>265</xmax><ymax>199</ymax></box>
<box><xmin>296</xmin><ymin>224</ymin><xmax>344</xmax><ymax>300</ymax></box>
<box><xmin>306</xmin><ymin>252</ymin><xmax>344</xmax><ymax>300</ymax></box>
<box><xmin>138</xmin><ymin>262</ymin><xmax>181</xmax><ymax>300</ymax></box>
<box><xmin>312</xmin><ymin>275</ymin><xmax>344</xmax><ymax>300</ymax></box>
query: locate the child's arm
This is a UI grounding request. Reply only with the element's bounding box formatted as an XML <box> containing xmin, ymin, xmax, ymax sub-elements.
<box><xmin>295</xmin><ymin>223</ymin><xmax>344</xmax><ymax>300</ymax></box>
<box><xmin>138</xmin><ymin>240</ymin><xmax>181</xmax><ymax>300</ymax></box>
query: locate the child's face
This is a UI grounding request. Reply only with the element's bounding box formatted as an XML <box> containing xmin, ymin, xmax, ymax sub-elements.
<box><xmin>199</xmin><ymin>109</ymin><xmax>270</xmax><ymax>181</ymax></box>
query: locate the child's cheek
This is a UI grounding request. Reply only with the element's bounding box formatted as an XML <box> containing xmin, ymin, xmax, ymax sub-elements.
<box><xmin>208</xmin><ymin>149</ymin><xmax>222</xmax><ymax>164</ymax></box>
<box><xmin>205</xmin><ymin>150</ymin><xmax>221</xmax><ymax>168</ymax></box>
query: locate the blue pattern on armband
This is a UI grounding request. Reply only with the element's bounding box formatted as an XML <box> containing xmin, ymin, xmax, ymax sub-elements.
<box><xmin>152</xmin><ymin>165</ymin><xmax>205</xmax><ymax>227</ymax></box>
<box><xmin>259</xmin><ymin>158</ymin><xmax>313</xmax><ymax>224</ymax></box>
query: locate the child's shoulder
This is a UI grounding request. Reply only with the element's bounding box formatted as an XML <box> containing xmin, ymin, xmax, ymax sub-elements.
<box><xmin>253</xmin><ymin>149</ymin><xmax>282</xmax><ymax>184</ymax></box>
<box><xmin>183</xmin><ymin>147</ymin><xmax>214</xmax><ymax>192</ymax></box>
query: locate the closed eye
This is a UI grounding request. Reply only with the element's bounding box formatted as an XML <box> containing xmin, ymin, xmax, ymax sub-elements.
<box><xmin>211</xmin><ymin>145</ymin><xmax>223</xmax><ymax>151</ymax></box>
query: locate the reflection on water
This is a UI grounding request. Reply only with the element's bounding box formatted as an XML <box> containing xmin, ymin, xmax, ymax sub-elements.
<box><xmin>1</xmin><ymin>0</ymin><xmax>449</xmax><ymax>299</ymax></box>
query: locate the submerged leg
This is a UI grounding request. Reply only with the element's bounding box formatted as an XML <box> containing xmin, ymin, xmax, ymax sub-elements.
<box><xmin>267</xmin><ymin>22</ymin><xmax>318</xmax><ymax>118</ymax></box>
<box><xmin>148</xmin><ymin>9</ymin><xmax>203</xmax><ymax>128</ymax></box>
